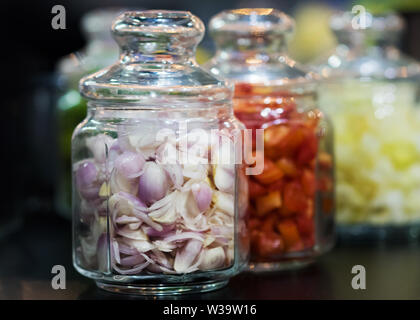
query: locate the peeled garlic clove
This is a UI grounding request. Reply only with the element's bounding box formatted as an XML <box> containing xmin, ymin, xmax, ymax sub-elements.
<box><xmin>174</xmin><ymin>239</ymin><xmax>202</xmax><ymax>273</ymax></box>
<box><xmin>199</xmin><ymin>247</ymin><xmax>225</xmax><ymax>270</ymax></box>
<box><xmin>138</xmin><ymin>162</ymin><xmax>170</xmax><ymax>206</ymax></box>
<box><xmin>213</xmin><ymin>191</ymin><xmax>234</xmax><ymax>216</ymax></box>
<box><xmin>213</xmin><ymin>164</ymin><xmax>235</xmax><ymax>193</ymax></box>
<box><xmin>191</xmin><ymin>182</ymin><xmax>213</xmax><ymax>212</ymax></box>
<box><xmin>115</xmin><ymin>151</ymin><xmax>145</xmax><ymax>179</ymax></box>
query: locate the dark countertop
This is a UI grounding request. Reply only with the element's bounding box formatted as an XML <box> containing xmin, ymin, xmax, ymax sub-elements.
<box><xmin>1</xmin><ymin>213</ymin><xmax>419</xmax><ymax>300</ymax></box>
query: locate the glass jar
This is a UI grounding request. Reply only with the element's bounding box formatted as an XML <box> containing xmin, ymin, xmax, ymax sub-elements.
<box><xmin>72</xmin><ymin>11</ymin><xmax>249</xmax><ymax>295</ymax></box>
<box><xmin>315</xmin><ymin>12</ymin><xmax>420</xmax><ymax>242</ymax></box>
<box><xmin>206</xmin><ymin>9</ymin><xmax>335</xmax><ymax>271</ymax></box>
<box><xmin>56</xmin><ymin>8</ymin><xmax>121</xmax><ymax>217</ymax></box>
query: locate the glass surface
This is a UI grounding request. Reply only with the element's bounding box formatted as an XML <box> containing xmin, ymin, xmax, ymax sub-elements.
<box><xmin>206</xmin><ymin>9</ymin><xmax>335</xmax><ymax>271</ymax></box>
<box><xmin>72</xmin><ymin>10</ymin><xmax>249</xmax><ymax>295</ymax></box>
<box><xmin>56</xmin><ymin>8</ymin><xmax>120</xmax><ymax>217</ymax></box>
<box><xmin>314</xmin><ymin>11</ymin><xmax>420</xmax><ymax>242</ymax></box>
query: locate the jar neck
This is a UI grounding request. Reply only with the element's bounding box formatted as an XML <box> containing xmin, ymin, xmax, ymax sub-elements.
<box><xmin>212</xmin><ymin>32</ymin><xmax>288</xmax><ymax>64</ymax></box>
<box><xmin>86</xmin><ymin>102</ymin><xmax>234</xmax><ymax>121</ymax></box>
<box><xmin>334</xmin><ymin>29</ymin><xmax>399</xmax><ymax>56</ymax></box>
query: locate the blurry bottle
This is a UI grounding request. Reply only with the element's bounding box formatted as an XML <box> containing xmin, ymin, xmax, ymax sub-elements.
<box><xmin>314</xmin><ymin>11</ymin><xmax>420</xmax><ymax>242</ymax></box>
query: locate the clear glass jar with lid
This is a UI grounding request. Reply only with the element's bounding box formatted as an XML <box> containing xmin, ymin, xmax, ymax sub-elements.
<box><xmin>72</xmin><ymin>10</ymin><xmax>249</xmax><ymax>295</ymax></box>
<box><xmin>206</xmin><ymin>9</ymin><xmax>335</xmax><ymax>271</ymax></box>
<box><xmin>315</xmin><ymin>11</ymin><xmax>420</xmax><ymax>242</ymax></box>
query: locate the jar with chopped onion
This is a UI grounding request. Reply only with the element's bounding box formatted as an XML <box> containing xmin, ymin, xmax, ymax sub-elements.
<box><xmin>206</xmin><ymin>9</ymin><xmax>335</xmax><ymax>271</ymax></box>
<box><xmin>72</xmin><ymin>10</ymin><xmax>249</xmax><ymax>295</ymax></box>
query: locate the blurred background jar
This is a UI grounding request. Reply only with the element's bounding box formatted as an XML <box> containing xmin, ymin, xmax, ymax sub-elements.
<box><xmin>72</xmin><ymin>10</ymin><xmax>248</xmax><ymax>294</ymax></box>
<box><xmin>314</xmin><ymin>11</ymin><xmax>420</xmax><ymax>242</ymax></box>
<box><xmin>55</xmin><ymin>8</ymin><xmax>121</xmax><ymax>218</ymax></box>
<box><xmin>206</xmin><ymin>9</ymin><xmax>335</xmax><ymax>272</ymax></box>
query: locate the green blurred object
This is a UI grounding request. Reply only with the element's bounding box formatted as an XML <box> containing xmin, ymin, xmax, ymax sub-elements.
<box><xmin>357</xmin><ymin>0</ymin><xmax>420</xmax><ymax>14</ymax></box>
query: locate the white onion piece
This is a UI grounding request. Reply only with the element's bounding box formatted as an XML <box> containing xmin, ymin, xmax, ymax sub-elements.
<box><xmin>116</xmin><ymin>226</ymin><xmax>148</xmax><ymax>241</ymax></box>
<box><xmin>85</xmin><ymin>134</ymin><xmax>115</xmax><ymax>163</ymax></box>
<box><xmin>115</xmin><ymin>215</ymin><xmax>140</xmax><ymax>225</ymax></box>
<box><xmin>213</xmin><ymin>164</ymin><xmax>235</xmax><ymax>194</ymax></box>
<box><xmin>138</xmin><ymin>162</ymin><xmax>170</xmax><ymax>205</ymax></box>
<box><xmin>109</xmin><ymin>170</ymin><xmax>137</xmax><ymax>194</ymax></box>
<box><xmin>115</xmin><ymin>151</ymin><xmax>145</xmax><ymax>179</ymax></box>
<box><xmin>113</xmin><ymin>261</ymin><xmax>151</xmax><ymax>275</ymax></box>
<box><xmin>163</xmin><ymin>164</ymin><xmax>184</xmax><ymax>189</ymax></box>
<box><xmin>118</xmin><ymin>243</ymin><xmax>139</xmax><ymax>255</ymax></box>
<box><xmin>143</xmin><ymin>224</ymin><xmax>175</xmax><ymax>237</ymax></box>
<box><xmin>174</xmin><ymin>239</ymin><xmax>203</xmax><ymax>273</ymax></box>
<box><xmin>112</xmin><ymin>240</ymin><xmax>120</xmax><ymax>265</ymax></box>
<box><xmin>213</xmin><ymin>191</ymin><xmax>234</xmax><ymax>216</ymax></box>
<box><xmin>119</xmin><ymin>254</ymin><xmax>146</xmax><ymax>267</ymax></box>
<box><xmin>109</xmin><ymin>192</ymin><xmax>162</xmax><ymax>231</ymax></box>
<box><xmin>123</xmin><ymin>239</ymin><xmax>155</xmax><ymax>252</ymax></box>
<box><xmin>153</xmin><ymin>240</ymin><xmax>177</xmax><ymax>252</ymax></box>
<box><xmin>199</xmin><ymin>247</ymin><xmax>225</xmax><ymax>270</ymax></box>
<box><xmin>165</xmin><ymin>232</ymin><xmax>204</xmax><ymax>243</ymax></box>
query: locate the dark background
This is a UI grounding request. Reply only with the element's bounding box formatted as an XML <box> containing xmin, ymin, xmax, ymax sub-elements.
<box><xmin>1</xmin><ymin>0</ymin><xmax>420</xmax><ymax>299</ymax></box>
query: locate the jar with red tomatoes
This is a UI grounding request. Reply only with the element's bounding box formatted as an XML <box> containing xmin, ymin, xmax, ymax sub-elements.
<box><xmin>206</xmin><ymin>8</ymin><xmax>335</xmax><ymax>271</ymax></box>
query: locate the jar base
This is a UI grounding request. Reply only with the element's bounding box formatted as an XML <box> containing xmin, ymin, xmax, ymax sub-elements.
<box><xmin>95</xmin><ymin>279</ymin><xmax>229</xmax><ymax>296</ymax></box>
<box><xmin>338</xmin><ymin>223</ymin><xmax>420</xmax><ymax>244</ymax></box>
<box><xmin>247</xmin><ymin>259</ymin><xmax>314</xmax><ymax>273</ymax></box>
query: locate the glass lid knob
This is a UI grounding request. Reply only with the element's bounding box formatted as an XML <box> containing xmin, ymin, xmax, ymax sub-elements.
<box><xmin>111</xmin><ymin>10</ymin><xmax>204</xmax><ymax>59</ymax></box>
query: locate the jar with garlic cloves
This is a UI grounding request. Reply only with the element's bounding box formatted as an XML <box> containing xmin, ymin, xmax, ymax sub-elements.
<box><xmin>72</xmin><ymin>11</ymin><xmax>249</xmax><ymax>295</ymax></box>
<box><xmin>206</xmin><ymin>9</ymin><xmax>335</xmax><ymax>272</ymax></box>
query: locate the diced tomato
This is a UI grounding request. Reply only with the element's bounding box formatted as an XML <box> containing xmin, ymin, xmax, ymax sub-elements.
<box><xmin>275</xmin><ymin>157</ymin><xmax>299</xmax><ymax>177</ymax></box>
<box><xmin>279</xmin><ymin>204</ymin><xmax>295</xmax><ymax>217</ymax></box>
<box><xmin>277</xmin><ymin>219</ymin><xmax>301</xmax><ymax>249</ymax></box>
<box><xmin>283</xmin><ymin>181</ymin><xmax>307</xmax><ymax>213</ymax></box>
<box><xmin>260</xmin><ymin>213</ymin><xmax>278</xmax><ymax>233</ymax></box>
<box><xmin>301</xmin><ymin>169</ymin><xmax>316</xmax><ymax>196</ymax></box>
<box><xmin>302</xmin><ymin>233</ymin><xmax>315</xmax><ymax>249</ymax></box>
<box><xmin>234</xmin><ymin>83</ymin><xmax>253</xmax><ymax>96</ymax></box>
<box><xmin>265</xmin><ymin>124</ymin><xmax>307</xmax><ymax>158</ymax></box>
<box><xmin>254</xmin><ymin>158</ymin><xmax>284</xmax><ymax>185</ymax></box>
<box><xmin>255</xmin><ymin>232</ymin><xmax>285</xmax><ymax>257</ymax></box>
<box><xmin>295</xmin><ymin>213</ymin><xmax>314</xmax><ymax>236</ymax></box>
<box><xmin>248</xmin><ymin>179</ymin><xmax>267</xmax><ymax>199</ymax></box>
<box><xmin>322</xmin><ymin>198</ymin><xmax>334</xmax><ymax>215</ymax></box>
<box><xmin>255</xmin><ymin>191</ymin><xmax>282</xmax><ymax>216</ymax></box>
<box><xmin>267</xmin><ymin>179</ymin><xmax>284</xmax><ymax>192</ymax></box>
<box><xmin>248</xmin><ymin>218</ymin><xmax>261</xmax><ymax>230</ymax></box>
<box><xmin>287</xmin><ymin>240</ymin><xmax>305</xmax><ymax>252</ymax></box>
<box><xmin>297</xmin><ymin>132</ymin><xmax>318</xmax><ymax>166</ymax></box>
<box><xmin>305</xmin><ymin>199</ymin><xmax>314</xmax><ymax>219</ymax></box>
<box><xmin>264</xmin><ymin>125</ymin><xmax>290</xmax><ymax>148</ymax></box>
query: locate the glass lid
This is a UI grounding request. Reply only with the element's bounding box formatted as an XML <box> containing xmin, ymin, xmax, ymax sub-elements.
<box><xmin>316</xmin><ymin>11</ymin><xmax>420</xmax><ymax>80</ymax></box>
<box><xmin>206</xmin><ymin>8</ymin><xmax>318</xmax><ymax>88</ymax></box>
<box><xmin>79</xmin><ymin>11</ymin><xmax>232</xmax><ymax>106</ymax></box>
